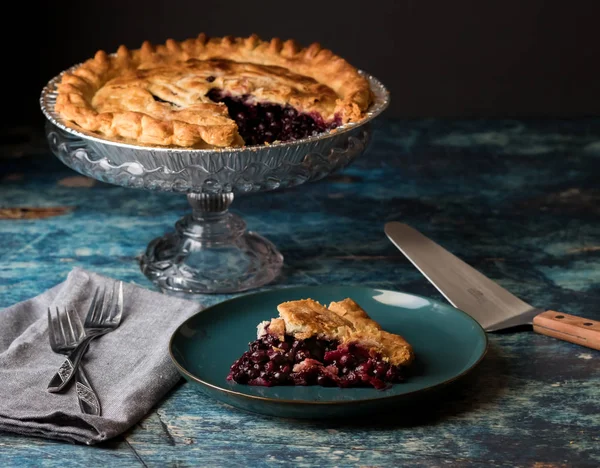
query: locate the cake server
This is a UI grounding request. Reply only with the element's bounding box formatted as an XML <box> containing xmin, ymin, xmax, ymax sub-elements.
<box><xmin>384</xmin><ymin>222</ymin><xmax>600</xmax><ymax>350</ymax></box>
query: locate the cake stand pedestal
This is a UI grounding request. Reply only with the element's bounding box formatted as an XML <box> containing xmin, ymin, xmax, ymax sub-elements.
<box><xmin>140</xmin><ymin>193</ymin><xmax>283</xmax><ymax>294</ymax></box>
<box><xmin>41</xmin><ymin>70</ymin><xmax>389</xmax><ymax>295</ymax></box>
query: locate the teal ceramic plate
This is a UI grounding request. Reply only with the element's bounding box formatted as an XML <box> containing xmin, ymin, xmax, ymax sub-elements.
<box><xmin>169</xmin><ymin>286</ymin><xmax>488</xmax><ymax>419</ymax></box>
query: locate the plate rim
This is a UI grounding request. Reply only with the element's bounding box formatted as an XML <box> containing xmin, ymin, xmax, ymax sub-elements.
<box><xmin>168</xmin><ymin>285</ymin><xmax>489</xmax><ymax>406</ymax></box>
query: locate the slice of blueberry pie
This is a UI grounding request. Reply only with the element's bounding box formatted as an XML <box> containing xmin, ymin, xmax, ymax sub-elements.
<box><xmin>227</xmin><ymin>298</ymin><xmax>414</xmax><ymax>389</ymax></box>
<box><xmin>54</xmin><ymin>33</ymin><xmax>373</xmax><ymax>148</ymax></box>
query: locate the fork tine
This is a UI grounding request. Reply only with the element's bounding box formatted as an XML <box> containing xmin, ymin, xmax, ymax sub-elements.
<box><xmin>98</xmin><ymin>285</ymin><xmax>108</xmax><ymax>323</ymax></box>
<box><xmin>58</xmin><ymin>307</ymin><xmax>76</xmax><ymax>347</ymax></box>
<box><xmin>57</xmin><ymin>306</ymin><xmax>68</xmax><ymax>346</ymax></box>
<box><xmin>65</xmin><ymin>307</ymin><xmax>85</xmax><ymax>345</ymax></box>
<box><xmin>100</xmin><ymin>283</ymin><xmax>115</xmax><ymax>324</ymax></box>
<box><xmin>107</xmin><ymin>281</ymin><xmax>123</xmax><ymax>323</ymax></box>
<box><xmin>92</xmin><ymin>287</ymin><xmax>106</xmax><ymax>323</ymax></box>
<box><xmin>65</xmin><ymin>306</ymin><xmax>77</xmax><ymax>345</ymax></box>
<box><xmin>69</xmin><ymin>308</ymin><xmax>85</xmax><ymax>342</ymax></box>
<box><xmin>112</xmin><ymin>281</ymin><xmax>124</xmax><ymax>323</ymax></box>
<box><xmin>47</xmin><ymin>307</ymin><xmax>57</xmax><ymax>349</ymax></box>
<box><xmin>89</xmin><ymin>286</ymin><xmax>105</xmax><ymax>325</ymax></box>
<box><xmin>84</xmin><ymin>286</ymin><xmax>100</xmax><ymax>327</ymax></box>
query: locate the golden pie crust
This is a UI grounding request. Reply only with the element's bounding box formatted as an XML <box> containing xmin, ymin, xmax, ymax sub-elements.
<box><xmin>257</xmin><ymin>298</ymin><xmax>414</xmax><ymax>366</ymax></box>
<box><xmin>54</xmin><ymin>33</ymin><xmax>373</xmax><ymax>148</ymax></box>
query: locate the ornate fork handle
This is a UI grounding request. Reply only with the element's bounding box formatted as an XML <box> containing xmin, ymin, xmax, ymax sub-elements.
<box><xmin>75</xmin><ymin>366</ymin><xmax>101</xmax><ymax>415</ymax></box>
<box><xmin>47</xmin><ymin>330</ymin><xmax>109</xmax><ymax>393</ymax></box>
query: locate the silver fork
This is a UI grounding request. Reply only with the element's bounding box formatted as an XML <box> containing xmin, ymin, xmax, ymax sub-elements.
<box><xmin>47</xmin><ymin>306</ymin><xmax>102</xmax><ymax>415</ymax></box>
<box><xmin>47</xmin><ymin>281</ymin><xmax>124</xmax><ymax>394</ymax></box>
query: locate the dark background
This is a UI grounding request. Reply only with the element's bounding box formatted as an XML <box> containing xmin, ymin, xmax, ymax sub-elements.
<box><xmin>8</xmin><ymin>0</ymin><xmax>600</xmax><ymax>129</ymax></box>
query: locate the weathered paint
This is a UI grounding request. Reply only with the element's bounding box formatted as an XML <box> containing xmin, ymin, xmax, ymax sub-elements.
<box><xmin>1</xmin><ymin>119</ymin><xmax>598</xmax><ymax>467</ymax></box>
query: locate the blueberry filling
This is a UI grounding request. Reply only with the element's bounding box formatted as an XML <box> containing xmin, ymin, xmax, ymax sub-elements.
<box><xmin>206</xmin><ymin>88</ymin><xmax>341</xmax><ymax>145</ymax></box>
<box><xmin>227</xmin><ymin>332</ymin><xmax>404</xmax><ymax>390</ymax></box>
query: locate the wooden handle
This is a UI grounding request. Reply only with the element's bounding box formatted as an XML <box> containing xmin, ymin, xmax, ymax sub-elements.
<box><xmin>532</xmin><ymin>311</ymin><xmax>600</xmax><ymax>351</ymax></box>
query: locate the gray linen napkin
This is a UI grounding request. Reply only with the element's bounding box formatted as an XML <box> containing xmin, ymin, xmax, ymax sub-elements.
<box><xmin>0</xmin><ymin>267</ymin><xmax>203</xmax><ymax>445</ymax></box>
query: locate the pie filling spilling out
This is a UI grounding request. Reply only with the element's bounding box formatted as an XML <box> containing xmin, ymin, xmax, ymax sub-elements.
<box><xmin>54</xmin><ymin>34</ymin><xmax>373</xmax><ymax>148</ymax></box>
<box><xmin>227</xmin><ymin>298</ymin><xmax>414</xmax><ymax>390</ymax></box>
<box><xmin>205</xmin><ymin>89</ymin><xmax>341</xmax><ymax>146</ymax></box>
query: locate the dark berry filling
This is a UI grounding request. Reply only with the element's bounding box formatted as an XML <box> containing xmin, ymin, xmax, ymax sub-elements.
<box><xmin>227</xmin><ymin>332</ymin><xmax>405</xmax><ymax>390</ymax></box>
<box><xmin>206</xmin><ymin>88</ymin><xmax>341</xmax><ymax>145</ymax></box>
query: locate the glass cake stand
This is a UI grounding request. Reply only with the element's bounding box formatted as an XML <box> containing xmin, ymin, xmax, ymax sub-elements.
<box><xmin>40</xmin><ymin>69</ymin><xmax>389</xmax><ymax>295</ymax></box>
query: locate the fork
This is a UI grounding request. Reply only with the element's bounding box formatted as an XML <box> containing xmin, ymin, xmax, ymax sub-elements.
<box><xmin>47</xmin><ymin>306</ymin><xmax>102</xmax><ymax>415</ymax></box>
<box><xmin>47</xmin><ymin>281</ymin><xmax>124</xmax><ymax>393</ymax></box>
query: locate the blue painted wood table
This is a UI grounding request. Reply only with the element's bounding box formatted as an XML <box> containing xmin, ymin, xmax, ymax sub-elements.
<box><xmin>1</xmin><ymin>119</ymin><xmax>599</xmax><ymax>467</ymax></box>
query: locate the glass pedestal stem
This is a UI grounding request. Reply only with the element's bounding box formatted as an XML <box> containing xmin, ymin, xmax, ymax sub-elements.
<box><xmin>140</xmin><ymin>193</ymin><xmax>283</xmax><ymax>295</ymax></box>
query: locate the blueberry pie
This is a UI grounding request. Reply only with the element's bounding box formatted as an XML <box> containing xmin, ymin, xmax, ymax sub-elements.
<box><xmin>54</xmin><ymin>33</ymin><xmax>373</xmax><ymax>148</ymax></box>
<box><xmin>227</xmin><ymin>298</ymin><xmax>414</xmax><ymax>389</ymax></box>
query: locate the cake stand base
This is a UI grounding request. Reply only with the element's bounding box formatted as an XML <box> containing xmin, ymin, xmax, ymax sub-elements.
<box><xmin>140</xmin><ymin>193</ymin><xmax>283</xmax><ymax>295</ymax></box>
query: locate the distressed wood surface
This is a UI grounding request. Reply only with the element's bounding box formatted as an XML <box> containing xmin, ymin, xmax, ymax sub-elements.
<box><xmin>1</xmin><ymin>119</ymin><xmax>599</xmax><ymax>467</ymax></box>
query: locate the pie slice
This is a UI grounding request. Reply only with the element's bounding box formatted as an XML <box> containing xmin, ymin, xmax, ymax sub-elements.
<box><xmin>54</xmin><ymin>33</ymin><xmax>373</xmax><ymax>148</ymax></box>
<box><xmin>227</xmin><ymin>298</ymin><xmax>414</xmax><ymax>389</ymax></box>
